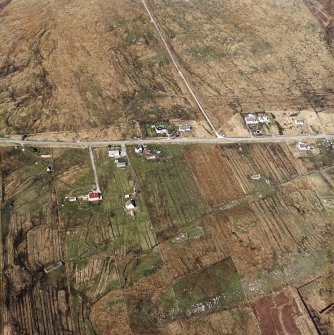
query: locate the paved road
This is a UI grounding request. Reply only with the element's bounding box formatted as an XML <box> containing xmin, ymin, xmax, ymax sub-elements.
<box><xmin>0</xmin><ymin>134</ymin><xmax>332</xmax><ymax>148</ymax></box>
<box><xmin>141</xmin><ymin>0</ymin><xmax>222</xmax><ymax>138</ymax></box>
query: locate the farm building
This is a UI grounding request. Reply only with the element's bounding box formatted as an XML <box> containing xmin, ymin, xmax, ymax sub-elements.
<box><xmin>40</xmin><ymin>154</ymin><xmax>51</xmax><ymax>158</ymax></box>
<box><xmin>46</xmin><ymin>165</ymin><xmax>53</xmax><ymax>172</ymax></box>
<box><xmin>88</xmin><ymin>191</ymin><xmax>102</xmax><ymax>201</ymax></box>
<box><xmin>135</xmin><ymin>144</ymin><xmax>144</xmax><ymax>154</ymax></box>
<box><xmin>297</xmin><ymin>142</ymin><xmax>311</xmax><ymax>150</ymax></box>
<box><xmin>108</xmin><ymin>148</ymin><xmax>121</xmax><ymax>158</ymax></box>
<box><xmin>66</xmin><ymin>196</ymin><xmax>77</xmax><ymax>202</ymax></box>
<box><xmin>179</xmin><ymin>124</ymin><xmax>192</xmax><ymax>132</ymax></box>
<box><xmin>116</xmin><ymin>161</ymin><xmax>127</xmax><ymax>168</ymax></box>
<box><xmin>244</xmin><ymin>114</ymin><xmax>259</xmax><ymax>125</ymax></box>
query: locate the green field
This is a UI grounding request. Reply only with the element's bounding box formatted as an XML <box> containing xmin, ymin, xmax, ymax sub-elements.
<box><xmin>128</xmin><ymin>145</ymin><xmax>208</xmax><ymax>242</ymax></box>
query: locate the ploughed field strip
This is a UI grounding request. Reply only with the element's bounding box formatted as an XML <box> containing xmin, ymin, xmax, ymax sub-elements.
<box><xmin>1</xmin><ymin>143</ymin><xmax>334</xmax><ymax>334</ymax></box>
<box><xmin>0</xmin><ymin>148</ymin><xmax>74</xmax><ymax>334</ymax></box>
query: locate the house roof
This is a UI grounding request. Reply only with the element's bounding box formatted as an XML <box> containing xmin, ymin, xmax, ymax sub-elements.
<box><xmin>88</xmin><ymin>192</ymin><xmax>101</xmax><ymax>199</ymax></box>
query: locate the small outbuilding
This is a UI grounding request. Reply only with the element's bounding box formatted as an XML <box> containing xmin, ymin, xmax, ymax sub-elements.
<box><xmin>258</xmin><ymin>114</ymin><xmax>269</xmax><ymax>123</ymax></box>
<box><xmin>116</xmin><ymin>161</ymin><xmax>127</xmax><ymax>169</ymax></box>
<box><xmin>178</xmin><ymin>124</ymin><xmax>192</xmax><ymax>132</ymax></box>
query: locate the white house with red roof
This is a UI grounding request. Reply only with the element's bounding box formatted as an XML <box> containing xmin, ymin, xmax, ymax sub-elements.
<box><xmin>88</xmin><ymin>191</ymin><xmax>102</xmax><ymax>201</ymax></box>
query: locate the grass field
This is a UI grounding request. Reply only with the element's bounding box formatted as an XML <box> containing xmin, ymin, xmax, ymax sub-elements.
<box><xmin>128</xmin><ymin>145</ymin><xmax>208</xmax><ymax>242</ymax></box>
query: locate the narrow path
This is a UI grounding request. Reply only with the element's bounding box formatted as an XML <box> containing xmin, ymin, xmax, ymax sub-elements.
<box><xmin>88</xmin><ymin>146</ymin><xmax>100</xmax><ymax>193</ymax></box>
<box><xmin>140</xmin><ymin>0</ymin><xmax>222</xmax><ymax>138</ymax></box>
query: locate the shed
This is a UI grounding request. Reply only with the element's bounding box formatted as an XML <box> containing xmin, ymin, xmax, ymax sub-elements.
<box><xmin>116</xmin><ymin>161</ymin><xmax>127</xmax><ymax>168</ymax></box>
<box><xmin>258</xmin><ymin>114</ymin><xmax>269</xmax><ymax>123</ymax></box>
<box><xmin>178</xmin><ymin>124</ymin><xmax>192</xmax><ymax>132</ymax></box>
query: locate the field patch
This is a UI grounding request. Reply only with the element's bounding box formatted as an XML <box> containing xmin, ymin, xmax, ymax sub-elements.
<box><xmin>173</xmin><ymin>257</ymin><xmax>245</xmax><ymax>317</ymax></box>
<box><xmin>221</xmin><ymin>143</ymin><xmax>308</xmax><ymax>194</ymax></box>
<box><xmin>129</xmin><ymin>145</ymin><xmax>207</xmax><ymax>242</ymax></box>
<box><xmin>251</xmin><ymin>288</ymin><xmax>316</xmax><ymax>335</ymax></box>
<box><xmin>184</xmin><ymin>145</ymin><xmax>244</xmax><ymax>206</ymax></box>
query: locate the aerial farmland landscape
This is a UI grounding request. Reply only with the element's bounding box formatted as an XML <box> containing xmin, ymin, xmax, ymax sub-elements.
<box><xmin>0</xmin><ymin>0</ymin><xmax>334</xmax><ymax>335</ymax></box>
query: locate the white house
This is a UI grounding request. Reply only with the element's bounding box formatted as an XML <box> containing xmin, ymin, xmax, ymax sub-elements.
<box><xmin>244</xmin><ymin>114</ymin><xmax>259</xmax><ymax>125</ymax></box>
<box><xmin>295</xmin><ymin>119</ymin><xmax>304</xmax><ymax>125</ymax></box>
<box><xmin>125</xmin><ymin>199</ymin><xmax>136</xmax><ymax>210</ymax></box>
<box><xmin>134</xmin><ymin>144</ymin><xmax>144</xmax><ymax>154</ymax></box>
<box><xmin>154</xmin><ymin>126</ymin><xmax>168</xmax><ymax>134</ymax></box>
<box><xmin>108</xmin><ymin>148</ymin><xmax>121</xmax><ymax>158</ymax></box>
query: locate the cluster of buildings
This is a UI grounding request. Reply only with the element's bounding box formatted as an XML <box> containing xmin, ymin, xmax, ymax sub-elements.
<box><xmin>244</xmin><ymin>113</ymin><xmax>270</xmax><ymax>125</ymax></box>
<box><xmin>150</xmin><ymin>123</ymin><xmax>192</xmax><ymax>136</ymax></box>
<box><xmin>108</xmin><ymin>145</ymin><xmax>128</xmax><ymax>168</ymax></box>
<box><xmin>243</xmin><ymin>113</ymin><xmax>270</xmax><ymax>136</ymax></box>
<box><xmin>65</xmin><ymin>190</ymin><xmax>103</xmax><ymax>203</ymax></box>
<box><xmin>134</xmin><ymin>143</ymin><xmax>161</xmax><ymax>161</ymax></box>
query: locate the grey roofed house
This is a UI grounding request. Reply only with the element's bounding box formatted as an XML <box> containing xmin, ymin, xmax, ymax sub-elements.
<box><xmin>244</xmin><ymin>113</ymin><xmax>259</xmax><ymax>125</ymax></box>
<box><xmin>297</xmin><ymin>142</ymin><xmax>311</xmax><ymax>150</ymax></box>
